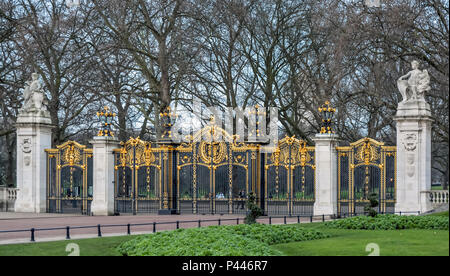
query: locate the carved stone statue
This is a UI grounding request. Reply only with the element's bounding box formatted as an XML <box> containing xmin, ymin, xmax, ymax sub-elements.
<box><xmin>397</xmin><ymin>60</ymin><xmax>431</xmax><ymax>103</ymax></box>
<box><xmin>20</xmin><ymin>73</ymin><xmax>48</xmax><ymax>114</ymax></box>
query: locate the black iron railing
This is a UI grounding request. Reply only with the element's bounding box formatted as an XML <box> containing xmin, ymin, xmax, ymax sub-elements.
<box><xmin>0</xmin><ymin>211</ymin><xmax>421</xmax><ymax>243</ymax></box>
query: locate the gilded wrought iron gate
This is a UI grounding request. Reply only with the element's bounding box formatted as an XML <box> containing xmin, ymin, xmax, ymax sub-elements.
<box><xmin>113</xmin><ymin>138</ymin><xmax>162</xmax><ymax>214</ymax></box>
<box><xmin>264</xmin><ymin>137</ymin><xmax>315</xmax><ymax>216</ymax></box>
<box><xmin>176</xmin><ymin>125</ymin><xmax>259</xmax><ymax>214</ymax></box>
<box><xmin>337</xmin><ymin>138</ymin><xmax>396</xmax><ymax>216</ymax></box>
<box><xmin>46</xmin><ymin>141</ymin><xmax>93</xmax><ymax>214</ymax></box>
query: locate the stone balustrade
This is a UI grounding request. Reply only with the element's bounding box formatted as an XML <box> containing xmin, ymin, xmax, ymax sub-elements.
<box><xmin>0</xmin><ymin>187</ymin><xmax>18</xmax><ymax>212</ymax></box>
<box><xmin>428</xmin><ymin>190</ymin><xmax>449</xmax><ymax>207</ymax></box>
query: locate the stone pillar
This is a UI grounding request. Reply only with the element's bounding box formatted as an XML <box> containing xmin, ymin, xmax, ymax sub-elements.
<box><xmin>15</xmin><ymin>113</ymin><xmax>54</xmax><ymax>213</ymax></box>
<box><xmin>394</xmin><ymin>100</ymin><xmax>433</xmax><ymax>213</ymax></box>
<box><xmin>313</xmin><ymin>133</ymin><xmax>339</xmax><ymax>216</ymax></box>
<box><xmin>89</xmin><ymin>136</ymin><xmax>120</xmax><ymax>216</ymax></box>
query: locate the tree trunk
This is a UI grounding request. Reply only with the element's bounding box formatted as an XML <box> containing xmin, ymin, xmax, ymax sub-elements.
<box><xmin>158</xmin><ymin>38</ymin><xmax>171</xmax><ymax>111</ymax></box>
<box><xmin>5</xmin><ymin>133</ymin><xmax>15</xmax><ymax>187</ymax></box>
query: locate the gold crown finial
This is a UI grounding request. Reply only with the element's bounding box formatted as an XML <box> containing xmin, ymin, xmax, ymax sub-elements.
<box><xmin>319</xmin><ymin>100</ymin><xmax>336</xmax><ymax>134</ymax></box>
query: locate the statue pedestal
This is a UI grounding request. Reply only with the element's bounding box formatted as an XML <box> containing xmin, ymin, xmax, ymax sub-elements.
<box><xmin>90</xmin><ymin>136</ymin><xmax>120</xmax><ymax>216</ymax></box>
<box><xmin>396</xmin><ymin>100</ymin><xmax>431</xmax><ymax>117</ymax></box>
<box><xmin>15</xmin><ymin>111</ymin><xmax>54</xmax><ymax>213</ymax></box>
<box><xmin>394</xmin><ymin>100</ymin><xmax>433</xmax><ymax>214</ymax></box>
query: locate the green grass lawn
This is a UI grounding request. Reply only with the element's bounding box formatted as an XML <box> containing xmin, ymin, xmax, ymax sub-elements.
<box><xmin>0</xmin><ymin>235</ymin><xmax>137</xmax><ymax>256</ymax></box>
<box><xmin>431</xmin><ymin>185</ymin><xmax>448</xmax><ymax>190</ymax></box>
<box><xmin>428</xmin><ymin>211</ymin><xmax>449</xmax><ymax>217</ymax></box>
<box><xmin>272</xmin><ymin>226</ymin><xmax>449</xmax><ymax>256</ymax></box>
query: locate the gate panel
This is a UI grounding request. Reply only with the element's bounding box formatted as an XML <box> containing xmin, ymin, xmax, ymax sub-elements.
<box><xmin>292</xmin><ymin>166</ymin><xmax>315</xmax><ymax>215</ymax></box>
<box><xmin>115</xmin><ymin>166</ymin><xmax>133</xmax><ymax>213</ymax></box>
<box><xmin>113</xmin><ymin>138</ymin><xmax>161</xmax><ymax>214</ymax></box>
<box><xmin>46</xmin><ymin>141</ymin><xmax>93</xmax><ymax>214</ymax></box>
<box><xmin>383</xmin><ymin>147</ymin><xmax>396</xmax><ymax>214</ymax></box>
<box><xmin>214</xmin><ymin>165</ymin><xmax>230</xmax><ymax>214</ymax></box>
<box><xmin>354</xmin><ymin>165</ymin><xmax>382</xmax><ymax>214</ymax></box>
<box><xmin>337</xmin><ymin>138</ymin><xmax>396</xmax><ymax>216</ymax></box>
<box><xmin>266</xmin><ymin>165</ymin><xmax>289</xmax><ymax>215</ymax></box>
<box><xmin>338</xmin><ymin>149</ymin><xmax>351</xmax><ymax>216</ymax></box>
<box><xmin>60</xmin><ymin>166</ymin><xmax>83</xmax><ymax>213</ymax></box>
<box><xmin>264</xmin><ymin>137</ymin><xmax>315</xmax><ymax>216</ymax></box>
<box><xmin>175</xmin><ymin>125</ymin><xmax>255</xmax><ymax>214</ymax></box>
<box><xmin>231</xmin><ymin>165</ymin><xmax>248</xmax><ymax>214</ymax></box>
<box><xmin>137</xmin><ymin>166</ymin><xmax>160</xmax><ymax>213</ymax></box>
<box><xmin>47</xmin><ymin>155</ymin><xmax>57</xmax><ymax>213</ymax></box>
<box><xmin>196</xmin><ymin>165</ymin><xmax>211</xmax><ymax>214</ymax></box>
<box><xmin>177</xmin><ymin>143</ymin><xmax>194</xmax><ymax>214</ymax></box>
<box><xmin>178</xmin><ymin>165</ymin><xmax>194</xmax><ymax>214</ymax></box>
<box><xmin>231</xmin><ymin>144</ymin><xmax>253</xmax><ymax>215</ymax></box>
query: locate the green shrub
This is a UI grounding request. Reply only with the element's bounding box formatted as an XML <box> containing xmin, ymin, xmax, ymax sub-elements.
<box><xmin>245</xmin><ymin>192</ymin><xmax>263</xmax><ymax>224</ymax></box>
<box><xmin>117</xmin><ymin>224</ymin><xmax>329</xmax><ymax>256</ymax></box>
<box><xmin>364</xmin><ymin>193</ymin><xmax>379</xmax><ymax>217</ymax></box>
<box><xmin>218</xmin><ymin>224</ymin><xmax>328</xmax><ymax>245</ymax></box>
<box><xmin>324</xmin><ymin>214</ymin><xmax>449</xmax><ymax>230</ymax></box>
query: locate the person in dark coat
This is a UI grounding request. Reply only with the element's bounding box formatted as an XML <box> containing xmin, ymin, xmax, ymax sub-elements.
<box><xmin>238</xmin><ymin>190</ymin><xmax>246</xmax><ymax>209</ymax></box>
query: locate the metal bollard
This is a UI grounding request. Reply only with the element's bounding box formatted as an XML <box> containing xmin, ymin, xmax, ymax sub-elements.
<box><xmin>66</xmin><ymin>226</ymin><xmax>71</xmax><ymax>240</ymax></box>
<box><xmin>284</xmin><ymin>216</ymin><xmax>287</xmax><ymax>224</ymax></box>
<box><xmin>198</xmin><ymin>220</ymin><xmax>201</xmax><ymax>228</ymax></box>
<box><xmin>127</xmin><ymin>224</ymin><xmax>131</xmax><ymax>235</ymax></box>
<box><xmin>218</xmin><ymin>219</ymin><xmax>221</xmax><ymax>226</ymax></box>
<box><xmin>310</xmin><ymin>216</ymin><xmax>313</xmax><ymax>223</ymax></box>
<box><xmin>97</xmin><ymin>224</ymin><xmax>102</xmax><ymax>237</ymax></box>
<box><xmin>30</xmin><ymin>228</ymin><xmax>35</xmax><ymax>242</ymax></box>
<box><xmin>237</xmin><ymin>218</ymin><xmax>239</xmax><ymax>225</ymax></box>
<box><xmin>322</xmin><ymin>214</ymin><xmax>325</xmax><ymax>222</ymax></box>
<box><xmin>153</xmin><ymin>222</ymin><xmax>156</xmax><ymax>233</ymax></box>
<box><xmin>297</xmin><ymin>216</ymin><xmax>300</xmax><ymax>224</ymax></box>
<box><xmin>176</xmin><ymin>221</ymin><xmax>180</xmax><ymax>229</ymax></box>
<box><xmin>269</xmin><ymin>217</ymin><xmax>272</xmax><ymax>225</ymax></box>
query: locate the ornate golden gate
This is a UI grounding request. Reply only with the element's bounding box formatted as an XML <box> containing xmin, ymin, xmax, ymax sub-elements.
<box><xmin>113</xmin><ymin>138</ymin><xmax>162</xmax><ymax>214</ymax></box>
<box><xmin>176</xmin><ymin>125</ymin><xmax>260</xmax><ymax>214</ymax></box>
<box><xmin>264</xmin><ymin>137</ymin><xmax>316</xmax><ymax>215</ymax></box>
<box><xmin>45</xmin><ymin>141</ymin><xmax>93</xmax><ymax>214</ymax></box>
<box><xmin>337</xmin><ymin>138</ymin><xmax>396</xmax><ymax>216</ymax></box>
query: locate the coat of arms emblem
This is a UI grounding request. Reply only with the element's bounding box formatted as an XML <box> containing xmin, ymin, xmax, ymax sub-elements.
<box><xmin>402</xmin><ymin>133</ymin><xmax>417</xmax><ymax>152</ymax></box>
<box><xmin>21</xmin><ymin>138</ymin><xmax>32</xmax><ymax>153</ymax></box>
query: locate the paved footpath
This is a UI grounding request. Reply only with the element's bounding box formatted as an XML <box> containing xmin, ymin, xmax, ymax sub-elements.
<box><xmin>0</xmin><ymin>212</ymin><xmax>322</xmax><ymax>245</ymax></box>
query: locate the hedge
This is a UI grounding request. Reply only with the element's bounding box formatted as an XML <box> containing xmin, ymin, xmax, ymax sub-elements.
<box><xmin>324</xmin><ymin>214</ymin><xmax>449</xmax><ymax>230</ymax></box>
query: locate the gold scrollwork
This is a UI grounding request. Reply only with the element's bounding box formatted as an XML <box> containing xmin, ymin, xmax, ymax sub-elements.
<box><xmin>115</xmin><ymin>137</ymin><xmax>160</xmax><ymax>169</ymax></box>
<box><xmin>234</xmin><ymin>154</ymin><xmax>247</xmax><ymax>164</ymax></box>
<box><xmin>269</xmin><ymin>136</ymin><xmax>314</xmax><ymax>168</ymax></box>
<box><xmin>297</xmin><ymin>140</ymin><xmax>311</xmax><ymax>167</ymax></box>
<box><xmin>116</xmin><ymin>146</ymin><xmax>128</xmax><ymax>170</ymax></box>
<box><xmin>352</xmin><ymin>137</ymin><xmax>383</xmax><ymax>165</ymax></box>
<box><xmin>199</xmin><ymin>141</ymin><xmax>227</xmax><ymax>164</ymax></box>
<box><xmin>60</xmin><ymin>143</ymin><xmax>83</xmax><ymax>166</ymax></box>
<box><xmin>356</xmin><ymin>142</ymin><xmax>378</xmax><ymax>165</ymax></box>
